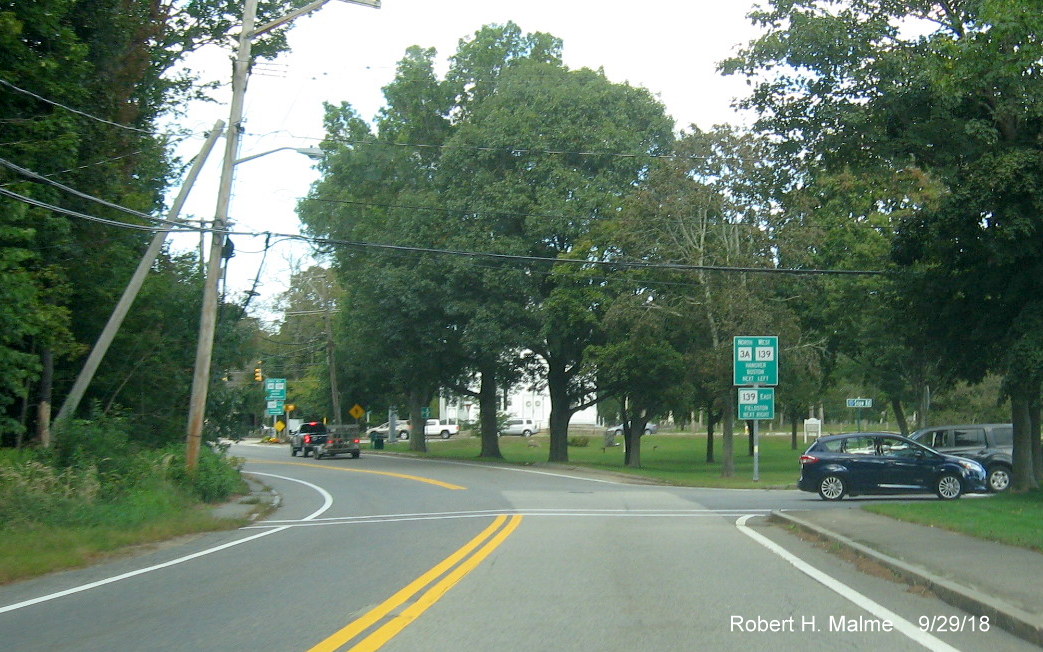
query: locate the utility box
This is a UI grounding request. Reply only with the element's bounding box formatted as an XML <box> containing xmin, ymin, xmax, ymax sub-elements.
<box><xmin>803</xmin><ymin>418</ymin><xmax>822</xmax><ymax>444</ymax></box>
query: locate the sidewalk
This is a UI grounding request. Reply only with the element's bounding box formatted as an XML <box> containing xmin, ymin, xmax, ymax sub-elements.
<box><xmin>772</xmin><ymin>508</ymin><xmax>1043</xmax><ymax>647</ymax></box>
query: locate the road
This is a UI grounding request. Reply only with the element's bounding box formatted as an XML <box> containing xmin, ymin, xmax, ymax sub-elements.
<box><xmin>0</xmin><ymin>442</ymin><xmax>1033</xmax><ymax>651</ymax></box>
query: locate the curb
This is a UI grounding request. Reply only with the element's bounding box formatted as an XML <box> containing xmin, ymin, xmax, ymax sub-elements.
<box><xmin>770</xmin><ymin>510</ymin><xmax>1043</xmax><ymax>647</ymax></box>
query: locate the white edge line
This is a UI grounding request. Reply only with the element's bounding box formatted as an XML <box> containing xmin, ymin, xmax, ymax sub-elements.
<box><xmin>0</xmin><ymin>472</ymin><xmax>333</xmax><ymax>615</ymax></box>
<box><xmin>734</xmin><ymin>515</ymin><xmax>961</xmax><ymax>652</ymax></box>
<box><xmin>248</xmin><ymin>471</ymin><xmax>333</xmax><ymax>521</ymax></box>
<box><xmin>0</xmin><ymin>527</ymin><xmax>288</xmax><ymax>615</ymax></box>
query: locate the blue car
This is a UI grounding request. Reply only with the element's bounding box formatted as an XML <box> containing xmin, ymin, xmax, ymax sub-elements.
<box><xmin>798</xmin><ymin>432</ymin><xmax>987</xmax><ymax>501</ymax></box>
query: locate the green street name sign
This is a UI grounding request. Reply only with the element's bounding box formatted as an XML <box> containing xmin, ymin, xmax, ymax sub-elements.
<box><xmin>846</xmin><ymin>398</ymin><xmax>873</xmax><ymax>408</ymax></box>
<box><xmin>733</xmin><ymin>336</ymin><xmax>778</xmax><ymax>386</ymax></box>
<box><xmin>738</xmin><ymin>387</ymin><xmax>775</xmax><ymax>420</ymax></box>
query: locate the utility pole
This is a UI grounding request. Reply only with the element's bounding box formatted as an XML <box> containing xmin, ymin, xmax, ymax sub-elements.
<box><xmin>185</xmin><ymin>0</ymin><xmax>259</xmax><ymax>472</ymax></box>
<box><xmin>324</xmin><ymin>309</ymin><xmax>342</xmax><ymax>424</ymax></box>
<box><xmin>184</xmin><ymin>0</ymin><xmax>381</xmax><ymax>471</ymax></box>
<box><xmin>55</xmin><ymin>121</ymin><xmax>225</xmax><ymax>425</ymax></box>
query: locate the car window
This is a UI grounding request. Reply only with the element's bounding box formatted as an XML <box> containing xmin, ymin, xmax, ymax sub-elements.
<box><xmin>879</xmin><ymin>437</ymin><xmax>920</xmax><ymax>459</ymax></box>
<box><xmin>922</xmin><ymin>429</ymin><xmax>946</xmax><ymax>448</ymax></box>
<box><xmin>953</xmin><ymin>428</ymin><xmax>985</xmax><ymax>447</ymax></box>
<box><xmin>842</xmin><ymin>436</ymin><xmax>877</xmax><ymax>455</ymax></box>
<box><xmin>991</xmin><ymin>426</ymin><xmax>1013</xmax><ymax>446</ymax></box>
<box><xmin>813</xmin><ymin>439</ymin><xmax>842</xmax><ymax>453</ymax></box>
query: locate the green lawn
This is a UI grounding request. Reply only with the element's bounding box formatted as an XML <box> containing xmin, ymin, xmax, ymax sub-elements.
<box><xmin>382</xmin><ymin>431</ymin><xmax>806</xmax><ymax>489</ymax></box>
<box><xmin>865</xmin><ymin>492</ymin><xmax>1043</xmax><ymax>553</ymax></box>
<box><xmin>382</xmin><ymin>430</ymin><xmax>1043</xmax><ymax>552</ymax></box>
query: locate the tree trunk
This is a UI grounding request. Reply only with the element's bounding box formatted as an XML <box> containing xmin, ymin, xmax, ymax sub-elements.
<box><xmin>407</xmin><ymin>387</ymin><xmax>428</xmax><ymax>453</ymax></box>
<box><xmin>706</xmin><ymin>418</ymin><xmax>715</xmax><ymax>464</ymax></box>
<box><xmin>1030</xmin><ymin>379</ymin><xmax>1041</xmax><ymax>486</ymax></box>
<box><xmin>1011</xmin><ymin>386</ymin><xmax>1038</xmax><ymax>491</ymax></box>
<box><xmin>623</xmin><ymin>412</ymin><xmax>645</xmax><ymax>468</ymax></box>
<box><xmin>891</xmin><ymin>396</ymin><xmax>909</xmax><ymax>436</ymax></box>
<box><xmin>789</xmin><ymin>408</ymin><xmax>798</xmax><ymax>450</ymax></box>
<box><xmin>37</xmin><ymin>348</ymin><xmax>54</xmax><ymax>448</ymax></box>
<box><xmin>478</xmin><ymin>365</ymin><xmax>502</xmax><ymax>459</ymax></box>
<box><xmin>547</xmin><ymin>357</ymin><xmax>570</xmax><ymax>463</ymax></box>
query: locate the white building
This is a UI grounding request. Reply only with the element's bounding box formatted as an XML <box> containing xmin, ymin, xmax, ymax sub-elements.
<box><xmin>439</xmin><ymin>380</ymin><xmax>599</xmax><ymax>430</ymax></box>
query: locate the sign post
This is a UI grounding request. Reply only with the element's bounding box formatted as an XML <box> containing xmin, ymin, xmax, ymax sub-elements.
<box><xmin>846</xmin><ymin>397</ymin><xmax>873</xmax><ymax>432</ymax></box>
<box><xmin>734</xmin><ymin>337</ymin><xmax>779</xmax><ymax>482</ymax></box>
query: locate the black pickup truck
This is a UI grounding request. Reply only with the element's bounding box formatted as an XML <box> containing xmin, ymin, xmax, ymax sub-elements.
<box><xmin>290</xmin><ymin>422</ymin><xmax>361</xmax><ymax>459</ymax></box>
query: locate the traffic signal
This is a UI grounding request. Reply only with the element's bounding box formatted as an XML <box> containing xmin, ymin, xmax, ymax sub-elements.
<box><xmin>254</xmin><ymin>368</ymin><xmax>263</xmax><ymax>382</ymax></box>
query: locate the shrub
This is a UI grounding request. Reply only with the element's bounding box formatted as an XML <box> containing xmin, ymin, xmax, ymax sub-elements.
<box><xmin>0</xmin><ymin>458</ymin><xmax>101</xmax><ymax>528</ymax></box>
<box><xmin>568</xmin><ymin>436</ymin><xmax>590</xmax><ymax>447</ymax></box>
<box><xmin>165</xmin><ymin>444</ymin><xmax>245</xmax><ymax>503</ymax></box>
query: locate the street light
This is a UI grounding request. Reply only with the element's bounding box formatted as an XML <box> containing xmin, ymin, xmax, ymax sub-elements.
<box><xmin>185</xmin><ymin>0</ymin><xmax>379</xmax><ymax>471</ymax></box>
<box><xmin>234</xmin><ymin>146</ymin><xmax>322</xmax><ymax>165</ymax></box>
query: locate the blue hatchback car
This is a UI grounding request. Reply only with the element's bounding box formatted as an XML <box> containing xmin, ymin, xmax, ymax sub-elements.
<box><xmin>798</xmin><ymin>432</ymin><xmax>987</xmax><ymax>501</ymax></box>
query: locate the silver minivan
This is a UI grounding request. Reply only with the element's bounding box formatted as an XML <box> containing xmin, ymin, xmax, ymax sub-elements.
<box><xmin>500</xmin><ymin>418</ymin><xmax>540</xmax><ymax>437</ymax></box>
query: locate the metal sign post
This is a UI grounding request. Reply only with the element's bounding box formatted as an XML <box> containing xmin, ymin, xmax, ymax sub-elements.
<box><xmin>846</xmin><ymin>398</ymin><xmax>873</xmax><ymax>432</ymax></box>
<box><xmin>734</xmin><ymin>337</ymin><xmax>779</xmax><ymax>483</ymax></box>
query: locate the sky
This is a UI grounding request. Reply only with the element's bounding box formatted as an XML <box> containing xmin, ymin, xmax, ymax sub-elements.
<box><xmin>167</xmin><ymin>0</ymin><xmax>764</xmax><ymax>322</ymax></box>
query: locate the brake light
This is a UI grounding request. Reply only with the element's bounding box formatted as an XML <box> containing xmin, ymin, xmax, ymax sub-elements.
<box><xmin>799</xmin><ymin>454</ymin><xmax>819</xmax><ymax>465</ymax></box>
<box><xmin>353</xmin><ymin>438</ymin><xmax>360</xmax><ymax>444</ymax></box>
<box><xmin>304</xmin><ymin>435</ymin><xmax>311</xmax><ymax>444</ymax></box>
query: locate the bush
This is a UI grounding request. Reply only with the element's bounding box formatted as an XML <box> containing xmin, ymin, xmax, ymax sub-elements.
<box><xmin>0</xmin><ymin>458</ymin><xmax>101</xmax><ymax>528</ymax></box>
<box><xmin>568</xmin><ymin>436</ymin><xmax>590</xmax><ymax>447</ymax></box>
<box><xmin>166</xmin><ymin>444</ymin><xmax>245</xmax><ymax>503</ymax></box>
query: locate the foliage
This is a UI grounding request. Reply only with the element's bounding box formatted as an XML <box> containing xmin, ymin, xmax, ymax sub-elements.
<box><xmin>724</xmin><ymin>0</ymin><xmax>1043</xmax><ymax>487</ymax></box>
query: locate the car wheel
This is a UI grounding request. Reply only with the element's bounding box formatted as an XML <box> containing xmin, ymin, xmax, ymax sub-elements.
<box><xmin>817</xmin><ymin>475</ymin><xmax>846</xmax><ymax>501</ymax></box>
<box><xmin>523</xmin><ymin>429</ymin><xmax>532</xmax><ymax>437</ymax></box>
<box><xmin>987</xmin><ymin>466</ymin><xmax>1011</xmax><ymax>493</ymax></box>
<box><xmin>351</xmin><ymin>451</ymin><xmax>360</xmax><ymax>459</ymax></box>
<box><xmin>398</xmin><ymin>431</ymin><xmax>409</xmax><ymax>440</ymax></box>
<box><xmin>291</xmin><ymin>447</ymin><xmax>298</xmax><ymax>457</ymax></box>
<box><xmin>936</xmin><ymin>473</ymin><xmax>963</xmax><ymax>500</ymax></box>
<box><xmin>314</xmin><ymin>447</ymin><xmax>323</xmax><ymax>460</ymax></box>
<box><xmin>440</xmin><ymin>430</ymin><xmax>451</xmax><ymax>439</ymax></box>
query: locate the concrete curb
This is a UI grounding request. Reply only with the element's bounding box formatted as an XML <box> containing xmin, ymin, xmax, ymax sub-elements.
<box><xmin>770</xmin><ymin>510</ymin><xmax>1043</xmax><ymax>647</ymax></box>
<box><xmin>209</xmin><ymin>473</ymin><xmax>281</xmax><ymax>522</ymax></box>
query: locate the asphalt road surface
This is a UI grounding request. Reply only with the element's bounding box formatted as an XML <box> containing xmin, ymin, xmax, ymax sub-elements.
<box><xmin>0</xmin><ymin>442</ymin><xmax>1034</xmax><ymax>651</ymax></box>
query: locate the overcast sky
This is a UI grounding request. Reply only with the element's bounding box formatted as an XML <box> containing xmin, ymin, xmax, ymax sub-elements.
<box><xmin>168</xmin><ymin>0</ymin><xmax>763</xmax><ymax>321</ymax></box>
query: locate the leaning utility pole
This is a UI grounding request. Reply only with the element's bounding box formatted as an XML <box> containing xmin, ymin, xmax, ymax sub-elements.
<box><xmin>185</xmin><ymin>0</ymin><xmax>257</xmax><ymax>472</ymax></box>
<box><xmin>55</xmin><ymin>121</ymin><xmax>225</xmax><ymax>425</ymax></box>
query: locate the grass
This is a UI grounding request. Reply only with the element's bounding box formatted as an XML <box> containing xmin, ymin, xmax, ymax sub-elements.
<box><xmin>864</xmin><ymin>491</ymin><xmax>1043</xmax><ymax>553</ymax></box>
<box><xmin>0</xmin><ymin>487</ymin><xmax>249</xmax><ymax>585</ymax></box>
<box><xmin>383</xmin><ymin>430</ymin><xmax>1043</xmax><ymax>552</ymax></box>
<box><xmin>382</xmin><ymin>430</ymin><xmax>807</xmax><ymax>488</ymax></box>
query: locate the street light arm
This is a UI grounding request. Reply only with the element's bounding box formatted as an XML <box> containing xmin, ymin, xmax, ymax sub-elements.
<box><xmin>234</xmin><ymin>146</ymin><xmax>321</xmax><ymax>165</ymax></box>
<box><xmin>251</xmin><ymin>0</ymin><xmax>379</xmax><ymax>39</ymax></box>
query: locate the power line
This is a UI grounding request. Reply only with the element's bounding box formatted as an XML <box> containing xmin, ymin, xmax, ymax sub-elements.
<box><xmin>0</xmin><ymin>77</ymin><xmax>153</xmax><ymax>135</ymax></box>
<box><xmin>0</xmin><ymin>187</ymin><xmax>199</xmax><ymax>233</ymax></box>
<box><xmin>0</xmin><ymin>173</ymin><xmax>889</xmax><ymax>276</ymax></box>
<box><xmin>0</xmin><ymin>157</ymin><xmax>191</xmax><ymax>230</ymax></box>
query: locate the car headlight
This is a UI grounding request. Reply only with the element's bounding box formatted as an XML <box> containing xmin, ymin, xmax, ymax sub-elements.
<box><xmin>957</xmin><ymin>459</ymin><xmax>983</xmax><ymax>474</ymax></box>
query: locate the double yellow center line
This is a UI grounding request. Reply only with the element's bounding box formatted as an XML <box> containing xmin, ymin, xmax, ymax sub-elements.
<box><xmin>308</xmin><ymin>514</ymin><xmax>523</xmax><ymax>652</ymax></box>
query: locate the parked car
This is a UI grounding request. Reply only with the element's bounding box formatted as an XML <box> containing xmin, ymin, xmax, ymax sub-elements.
<box><xmin>606</xmin><ymin>422</ymin><xmax>658</xmax><ymax>436</ymax></box>
<box><xmin>366</xmin><ymin>421</ymin><xmax>411</xmax><ymax>440</ymax></box>
<box><xmin>500</xmin><ymin>418</ymin><xmax>540</xmax><ymax>436</ymax></box>
<box><xmin>798</xmin><ymin>432</ymin><xmax>986</xmax><ymax>501</ymax></box>
<box><xmin>908</xmin><ymin>424</ymin><xmax>1013</xmax><ymax>493</ymax></box>
<box><xmin>365</xmin><ymin>419</ymin><xmax>460</xmax><ymax>440</ymax></box>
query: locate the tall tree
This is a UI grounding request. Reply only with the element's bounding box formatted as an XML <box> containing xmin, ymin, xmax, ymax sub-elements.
<box><xmin>724</xmin><ymin>0</ymin><xmax>1043</xmax><ymax>489</ymax></box>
